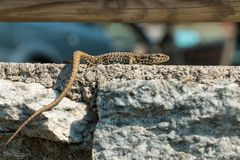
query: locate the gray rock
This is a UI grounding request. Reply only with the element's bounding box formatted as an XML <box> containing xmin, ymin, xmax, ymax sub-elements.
<box><xmin>0</xmin><ymin>79</ymin><xmax>92</xmax><ymax>144</ymax></box>
<box><xmin>94</xmin><ymin>79</ymin><xmax>240</xmax><ymax>159</ymax></box>
<box><xmin>0</xmin><ymin>62</ymin><xmax>239</xmax><ymax>159</ymax></box>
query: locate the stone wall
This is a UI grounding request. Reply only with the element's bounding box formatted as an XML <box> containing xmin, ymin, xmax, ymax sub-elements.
<box><xmin>0</xmin><ymin>63</ymin><xmax>239</xmax><ymax>159</ymax></box>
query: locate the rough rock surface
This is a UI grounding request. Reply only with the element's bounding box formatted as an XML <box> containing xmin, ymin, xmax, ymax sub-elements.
<box><xmin>94</xmin><ymin>79</ymin><xmax>240</xmax><ymax>159</ymax></box>
<box><xmin>0</xmin><ymin>79</ymin><xmax>93</xmax><ymax>144</ymax></box>
<box><xmin>0</xmin><ymin>62</ymin><xmax>239</xmax><ymax>159</ymax></box>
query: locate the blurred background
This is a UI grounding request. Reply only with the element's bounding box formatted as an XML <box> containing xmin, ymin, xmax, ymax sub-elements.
<box><xmin>0</xmin><ymin>22</ymin><xmax>239</xmax><ymax>65</ymax></box>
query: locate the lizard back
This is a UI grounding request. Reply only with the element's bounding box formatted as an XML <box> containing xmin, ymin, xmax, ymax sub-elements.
<box><xmin>95</xmin><ymin>52</ymin><xmax>169</xmax><ymax>65</ymax></box>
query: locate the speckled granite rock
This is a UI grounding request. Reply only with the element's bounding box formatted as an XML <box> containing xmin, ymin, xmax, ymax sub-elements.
<box><xmin>0</xmin><ymin>63</ymin><xmax>97</xmax><ymax>160</ymax></box>
<box><xmin>0</xmin><ymin>62</ymin><xmax>239</xmax><ymax>159</ymax></box>
<box><xmin>94</xmin><ymin>79</ymin><xmax>240</xmax><ymax>159</ymax></box>
<box><xmin>0</xmin><ymin>79</ymin><xmax>93</xmax><ymax>144</ymax></box>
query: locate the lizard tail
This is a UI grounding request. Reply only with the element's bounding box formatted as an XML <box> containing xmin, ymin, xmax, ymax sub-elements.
<box><xmin>1</xmin><ymin>51</ymin><xmax>87</xmax><ymax>149</ymax></box>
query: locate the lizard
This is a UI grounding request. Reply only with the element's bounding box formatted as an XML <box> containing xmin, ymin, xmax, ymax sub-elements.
<box><xmin>0</xmin><ymin>50</ymin><xmax>169</xmax><ymax>149</ymax></box>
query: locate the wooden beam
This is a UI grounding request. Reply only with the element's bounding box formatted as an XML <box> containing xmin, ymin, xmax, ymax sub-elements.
<box><xmin>0</xmin><ymin>0</ymin><xmax>239</xmax><ymax>22</ymax></box>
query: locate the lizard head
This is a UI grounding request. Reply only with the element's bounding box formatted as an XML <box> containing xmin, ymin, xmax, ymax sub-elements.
<box><xmin>137</xmin><ymin>53</ymin><xmax>169</xmax><ymax>65</ymax></box>
<box><xmin>152</xmin><ymin>53</ymin><xmax>169</xmax><ymax>64</ymax></box>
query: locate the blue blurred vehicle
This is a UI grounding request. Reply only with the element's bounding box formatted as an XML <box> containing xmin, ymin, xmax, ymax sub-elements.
<box><xmin>0</xmin><ymin>23</ymin><xmax>114</xmax><ymax>63</ymax></box>
<box><xmin>0</xmin><ymin>23</ymin><xmax>115</xmax><ymax>63</ymax></box>
<box><xmin>0</xmin><ymin>22</ymin><xmax>158</xmax><ymax>63</ymax></box>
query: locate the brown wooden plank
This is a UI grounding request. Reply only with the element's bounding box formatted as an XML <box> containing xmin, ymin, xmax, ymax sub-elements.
<box><xmin>0</xmin><ymin>0</ymin><xmax>239</xmax><ymax>22</ymax></box>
